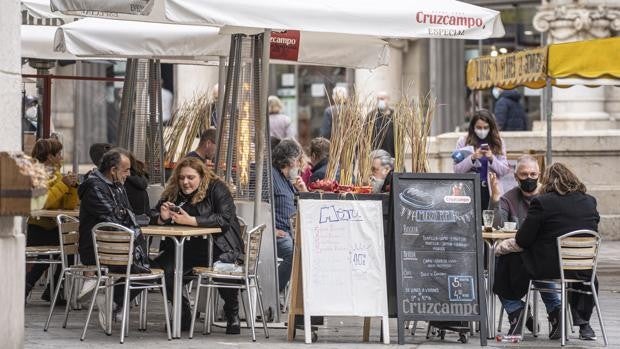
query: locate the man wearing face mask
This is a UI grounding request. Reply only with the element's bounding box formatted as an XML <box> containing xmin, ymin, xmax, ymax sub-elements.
<box><xmin>271</xmin><ymin>139</ymin><xmax>308</xmax><ymax>295</ymax></box>
<box><xmin>370</xmin><ymin>149</ymin><xmax>394</xmax><ymax>193</ymax></box>
<box><xmin>370</xmin><ymin>92</ymin><xmax>395</xmax><ymax>157</ymax></box>
<box><xmin>489</xmin><ymin>155</ymin><xmax>562</xmax><ymax>338</ymax></box>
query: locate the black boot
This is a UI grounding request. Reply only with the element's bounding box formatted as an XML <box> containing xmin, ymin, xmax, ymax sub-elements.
<box><xmin>41</xmin><ymin>285</ymin><xmax>66</xmax><ymax>306</ymax></box>
<box><xmin>180</xmin><ymin>297</ymin><xmax>192</xmax><ymax>331</ymax></box>
<box><xmin>507</xmin><ymin>308</ymin><xmax>525</xmax><ymax>336</ymax></box>
<box><xmin>548</xmin><ymin>307</ymin><xmax>562</xmax><ymax>340</ymax></box>
<box><xmin>225</xmin><ymin>313</ymin><xmax>241</xmax><ymax>334</ymax></box>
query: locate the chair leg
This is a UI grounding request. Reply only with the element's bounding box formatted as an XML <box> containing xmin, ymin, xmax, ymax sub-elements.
<box><xmin>560</xmin><ymin>283</ymin><xmax>566</xmax><ymax>346</ymax></box>
<box><xmin>106</xmin><ymin>278</ymin><xmax>114</xmax><ymax>335</ymax></box>
<box><xmin>44</xmin><ymin>270</ymin><xmax>66</xmax><ymax>331</ymax></box>
<box><xmin>497</xmin><ymin>306</ymin><xmax>504</xmax><ymax>332</ymax></box>
<box><xmin>161</xmin><ymin>276</ymin><xmax>172</xmax><ymax>341</ymax></box>
<box><xmin>566</xmin><ymin>302</ymin><xmax>575</xmax><ymax>333</ymax></box>
<box><xmin>410</xmin><ymin>321</ymin><xmax>417</xmax><ymax>336</ymax></box>
<box><xmin>255</xmin><ymin>277</ymin><xmax>270</xmax><ymax>338</ymax></box>
<box><xmin>246</xmin><ymin>280</ymin><xmax>256</xmax><ymax>342</ymax></box>
<box><xmin>425</xmin><ymin>322</ymin><xmax>432</xmax><ymax>339</ymax></box>
<box><xmin>520</xmin><ymin>281</ymin><xmax>533</xmax><ymax>338</ymax></box>
<box><xmin>240</xmin><ymin>289</ymin><xmax>251</xmax><ymax>328</ymax></box>
<box><xmin>532</xmin><ymin>290</ymin><xmax>539</xmax><ymax>337</ymax></box>
<box><xmin>189</xmin><ymin>275</ymin><xmax>202</xmax><ymax>339</ymax></box>
<box><xmin>120</xmin><ymin>281</ymin><xmax>131</xmax><ymax>344</ymax></box>
<box><xmin>204</xmin><ymin>285</ymin><xmax>213</xmax><ymax>335</ymax></box>
<box><xmin>62</xmin><ymin>274</ymin><xmax>74</xmax><ymax>328</ymax></box>
<box><xmin>591</xmin><ymin>283</ymin><xmax>608</xmax><ymax>346</ymax></box>
<box><xmin>80</xmin><ymin>278</ymin><xmax>101</xmax><ymax>341</ymax></box>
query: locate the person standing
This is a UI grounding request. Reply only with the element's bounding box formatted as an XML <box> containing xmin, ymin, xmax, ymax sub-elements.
<box><xmin>453</xmin><ymin>109</ymin><xmax>510</xmax><ymax>212</ymax></box>
<box><xmin>371</xmin><ymin>91</ymin><xmax>395</xmax><ymax>157</ymax></box>
<box><xmin>320</xmin><ymin>86</ymin><xmax>348</xmax><ymax>140</ymax></box>
<box><xmin>268</xmin><ymin>95</ymin><xmax>295</xmax><ymax>139</ymax></box>
<box><xmin>186</xmin><ymin>128</ymin><xmax>217</xmax><ymax>167</ymax></box>
<box><xmin>493</xmin><ymin>87</ymin><xmax>527</xmax><ymax>131</ymax></box>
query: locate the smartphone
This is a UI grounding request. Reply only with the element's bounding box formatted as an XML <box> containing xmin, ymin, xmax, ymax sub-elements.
<box><xmin>170</xmin><ymin>205</ymin><xmax>181</xmax><ymax>213</ymax></box>
<box><xmin>480</xmin><ymin>143</ymin><xmax>489</xmax><ymax>150</ymax></box>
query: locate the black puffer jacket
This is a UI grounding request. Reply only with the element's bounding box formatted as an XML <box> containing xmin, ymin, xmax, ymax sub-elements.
<box><xmin>150</xmin><ymin>179</ymin><xmax>245</xmax><ymax>264</ymax></box>
<box><xmin>494</xmin><ymin>90</ymin><xmax>527</xmax><ymax>131</ymax></box>
<box><xmin>124</xmin><ymin>173</ymin><xmax>150</xmax><ymax>215</ymax></box>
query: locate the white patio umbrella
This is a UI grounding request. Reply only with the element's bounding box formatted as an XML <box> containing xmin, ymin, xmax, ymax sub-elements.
<box><xmin>164</xmin><ymin>0</ymin><xmax>505</xmax><ymax>39</ymax></box>
<box><xmin>23</xmin><ymin>25</ymin><xmax>78</xmax><ymax>60</ymax></box>
<box><xmin>53</xmin><ymin>18</ymin><xmax>390</xmax><ymax>69</ymax></box>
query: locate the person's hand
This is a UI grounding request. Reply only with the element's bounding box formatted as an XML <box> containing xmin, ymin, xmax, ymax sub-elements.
<box><xmin>483</xmin><ymin>148</ymin><xmax>494</xmax><ymax>160</ymax></box>
<box><xmin>276</xmin><ymin>229</ymin><xmax>288</xmax><ymax>238</ymax></box>
<box><xmin>169</xmin><ymin>207</ymin><xmax>196</xmax><ymax>226</ymax></box>
<box><xmin>62</xmin><ymin>172</ymin><xmax>78</xmax><ymax>187</ymax></box>
<box><xmin>293</xmin><ymin>177</ymin><xmax>308</xmax><ymax>192</ymax></box>
<box><xmin>489</xmin><ymin>172</ymin><xmax>502</xmax><ymax>202</ymax></box>
<box><xmin>471</xmin><ymin>148</ymin><xmax>483</xmax><ymax>161</ymax></box>
<box><xmin>159</xmin><ymin>201</ymin><xmax>174</xmax><ymax>221</ymax></box>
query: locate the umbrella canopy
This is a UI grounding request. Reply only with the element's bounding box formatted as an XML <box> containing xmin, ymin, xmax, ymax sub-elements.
<box><xmin>22</xmin><ymin>25</ymin><xmax>79</xmax><ymax>60</ymax></box>
<box><xmin>164</xmin><ymin>0</ymin><xmax>505</xmax><ymax>39</ymax></box>
<box><xmin>466</xmin><ymin>37</ymin><xmax>620</xmax><ymax>89</ymax></box>
<box><xmin>22</xmin><ymin>0</ymin><xmax>64</xmax><ymax>19</ymax></box>
<box><xmin>54</xmin><ymin>18</ymin><xmax>390</xmax><ymax>68</ymax></box>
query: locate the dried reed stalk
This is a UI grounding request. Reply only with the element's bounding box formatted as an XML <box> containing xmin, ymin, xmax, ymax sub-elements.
<box><xmin>163</xmin><ymin>92</ymin><xmax>213</xmax><ymax>165</ymax></box>
<box><xmin>392</xmin><ymin>98</ymin><xmax>410</xmax><ymax>172</ymax></box>
<box><xmin>355</xmin><ymin>98</ymin><xmax>378</xmax><ymax>186</ymax></box>
<box><xmin>408</xmin><ymin>91</ymin><xmax>436</xmax><ymax>173</ymax></box>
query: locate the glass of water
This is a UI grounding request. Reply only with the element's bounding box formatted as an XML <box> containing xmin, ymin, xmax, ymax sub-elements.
<box><xmin>482</xmin><ymin>210</ymin><xmax>495</xmax><ymax>232</ymax></box>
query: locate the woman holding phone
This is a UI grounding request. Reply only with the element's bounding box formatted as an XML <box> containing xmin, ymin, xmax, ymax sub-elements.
<box><xmin>454</xmin><ymin>109</ymin><xmax>510</xmax><ymax>211</ymax></box>
<box><xmin>151</xmin><ymin>157</ymin><xmax>244</xmax><ymax>334</ymax></box>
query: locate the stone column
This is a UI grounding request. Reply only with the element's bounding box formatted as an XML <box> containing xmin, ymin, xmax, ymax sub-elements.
<box><xmin>533</xmin><ymin>0</ymin><xmax>620</xmax><ymax>130</ymax></box>
<box><xmin>0</xmin><ymin>0</ymin><xmax>25</xmax><ymax>347</ymax></box>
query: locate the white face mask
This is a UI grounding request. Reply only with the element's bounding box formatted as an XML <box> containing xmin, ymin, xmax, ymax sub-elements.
<box><xmin>377</xmin><ymin>100</ymin><xmax>387</xmax><ymax>111</ymax></box>
<box><xmin>25</xmin><ymin>106</ymin><xmax>37</xmax><ymax>120</ymax></box>
<box><xmin>475</xmin><ymin>128</ymin><xmax>490</xmax><ymax>140</ymax></box>
<box><xmin>492</xmin><ymin>87</ymin><xmax>502</xmax><ymax>99</ymax></box>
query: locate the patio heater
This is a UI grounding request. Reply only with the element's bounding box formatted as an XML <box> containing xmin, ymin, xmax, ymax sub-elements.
<box><xmin>117</xmin><ymin>58</ymin><xmax>165</xmax><ymax>185</ymax></box>
<box><xmin>214</xmin><ymin>33</ymin><xmax>279</xmax><ymax>322</ymax></box>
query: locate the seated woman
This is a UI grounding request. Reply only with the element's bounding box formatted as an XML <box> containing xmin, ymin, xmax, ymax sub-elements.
<box><xmin>151</xmin><ymin>157</ymin><xmax>244</xmax><ymax>334</ymax></box>
<box><xmin>494</xmin><ymin>163</ymin><xmax>600</xmax><ymax>340</ymax></box>
<box><xmin>25</xmin><ymin>138</ymin><xmax>79</xmax><ymax>302</ymax></box>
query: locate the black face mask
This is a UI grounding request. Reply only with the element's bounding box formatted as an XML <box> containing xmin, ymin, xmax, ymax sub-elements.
<box><xmin>518</xmin><ymin>177</ymin><xmax>538</xmax><ymax>193</ymax></box>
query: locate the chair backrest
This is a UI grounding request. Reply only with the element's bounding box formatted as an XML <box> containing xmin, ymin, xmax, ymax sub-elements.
<box><xmin>56</xmin><ymin>214</ymin><xmax>79</xmax><ymax>269</ymax></box>
<box><xmin>237</xmin><ymin>216</ymin><xmax>248</xmax><ymax>244</ymax></box>
<box><xmin>244</xmin><ymin>224</ymin><xmax>266</xmax><ymax>278</ymax></box>
<box><xmin>91</xmin><ymin>222</ymin><xmax>134</xmax><ymax>278</ymax></box>
<box><xmin>556</xmin><ymin>229</ymin><xmax>601</xmax><ymax>281</ymax></box>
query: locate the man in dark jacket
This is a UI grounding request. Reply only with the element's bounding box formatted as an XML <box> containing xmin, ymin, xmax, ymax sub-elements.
<box><xmin>308</xmin><ymin>137</ymin><xmax>330</xmax><ymax>183</ymax></box>
<box><xmin>493</xmin><ymin>87</ymin><xmax>527</xmax><ymax>131</ymax></box>
<box><xmin>370</xmin><ymin>91</ymin><xmax>395</xmax><ymax>157</ymax></box>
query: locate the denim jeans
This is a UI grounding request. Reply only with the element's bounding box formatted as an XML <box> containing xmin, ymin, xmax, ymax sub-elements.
<box><xmin>277</xmin><ymin>234</ymin><xmax>294</xmax><ymax>292</ymax></box>
<box><xmin>500</xmin><ymin>281</ymin><xmax>562</xmax><ymax>314</ymax></box>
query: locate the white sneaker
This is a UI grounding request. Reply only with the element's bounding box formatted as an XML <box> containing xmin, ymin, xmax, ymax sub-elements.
<box><xmin>78</xmin><ymin>279</ymin><xmax>98</xmax><ymax>301</ymax></box>
<box><xmin>96</xmin><ymin>294</ymin><xmax>108</xmax><ymax>331</ymax></box>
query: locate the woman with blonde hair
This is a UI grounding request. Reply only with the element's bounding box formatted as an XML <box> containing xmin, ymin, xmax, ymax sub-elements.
<box><xmin>25</xmin><ymin>138</ymin><xmax>79</xmax><ymax>302</ymax></box>
<box><xmin>151</xmin><ymin>157</ymin><xmax>244</xmax><ymax>334</ymax></box>
<box><xmin>268</xmin><ymin>95</ymin><xmax>295</xmax><ymax>139</ymax></box>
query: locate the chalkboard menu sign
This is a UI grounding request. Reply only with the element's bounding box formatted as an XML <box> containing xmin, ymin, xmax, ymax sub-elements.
<box><xmin>393</xmin><ymin>173</ymin><xmax>487</xmax><ymax>345</ymax></box>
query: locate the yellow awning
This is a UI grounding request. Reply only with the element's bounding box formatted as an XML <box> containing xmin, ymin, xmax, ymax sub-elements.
<box><xmin>466</xmin><ymin>37</ymin><xmax>620</xmax><ymax>89</ymax></box>
<box><xmin>548</xmin><ymin>37</ymin><xmax>620</xmax><ymax>80</ymax></box>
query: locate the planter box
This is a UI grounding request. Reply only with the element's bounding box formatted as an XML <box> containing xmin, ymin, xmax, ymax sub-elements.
<box><xmin>0</xmin><ymin>152</ymin><xmax>48</xmax><ymax>216</ymax></box>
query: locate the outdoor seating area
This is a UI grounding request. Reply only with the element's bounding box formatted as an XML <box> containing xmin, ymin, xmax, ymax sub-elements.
<box><xmin>3</xmin><ymin>0</ymin><xmax>620</xmax><ymax>348</ymax></box>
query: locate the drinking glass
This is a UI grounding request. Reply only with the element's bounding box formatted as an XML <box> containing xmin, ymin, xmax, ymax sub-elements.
<box><xmin>482</xmin><ymin>210</ymin><xmax>494</xmax><ymax>232</ymax></box>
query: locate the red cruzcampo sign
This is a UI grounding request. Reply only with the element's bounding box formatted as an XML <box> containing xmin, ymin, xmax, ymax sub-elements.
<box><xmin>270</xmin><ymin>30</ymin><xmax>300</xmax><ymax>61</ymax></box>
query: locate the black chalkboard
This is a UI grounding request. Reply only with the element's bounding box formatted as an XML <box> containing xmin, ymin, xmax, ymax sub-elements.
<box><xmin>393</xmin><ymin>173</ymin><xmax>487</xmax><ymax>345</ymax></box>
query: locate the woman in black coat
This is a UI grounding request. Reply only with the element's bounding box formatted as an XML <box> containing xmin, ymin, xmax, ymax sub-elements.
<box><xmin>124</xmin><ymin>153</ymin><xmax>150</xmax><ymax>215</ymax></box>
<box><xmin>151</xmin><ymin>157</ymin><xmax>244</xmax><ymax>334</ymax></box>
<box><xmin>494</xmin><ymin>163</ymin><xmax>600</xmax><ymax>340</ymax></box>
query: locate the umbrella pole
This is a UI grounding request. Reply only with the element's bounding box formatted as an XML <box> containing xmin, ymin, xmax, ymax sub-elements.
<box><xmin>545</xmin><ymin>78</ymin><xmax>552</xmax><ymax>165</ymax></box>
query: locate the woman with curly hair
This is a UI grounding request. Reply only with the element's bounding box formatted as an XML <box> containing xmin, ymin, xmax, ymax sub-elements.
<box><xmin>151</xmin><ymin>157</ymin><xmax>244</xmax><ymax>334</ymax></box>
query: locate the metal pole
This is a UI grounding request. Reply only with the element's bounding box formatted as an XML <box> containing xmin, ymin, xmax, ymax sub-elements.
<box><xmin>545</xmin><ymin>78</ymin><xmax>552</xmax><ymax>165</ymax></box>
<box><xmin>217</xmin><ymin>56</ymin><xmax>226</xmax><ymax>127</ymax></box>
<box><xmin>477</xmin><ymin>40</ymin><xmax>483</xmax><ymax>109</ymax></box>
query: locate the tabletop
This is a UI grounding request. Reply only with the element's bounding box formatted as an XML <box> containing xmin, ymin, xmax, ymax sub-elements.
<box><xmin>482</xmin><ymin>230</ymin><xmax>516</xmax><ymax>240</ymax></box>
<box><xmin>30</xmin><ymin>209</ymin><xmax>80</xmax><ymax>218</ymax></box>
<box><xmin>142</xmin><ymin>225</ymin><xmax>221</xmax><ymax>237</ymax></box>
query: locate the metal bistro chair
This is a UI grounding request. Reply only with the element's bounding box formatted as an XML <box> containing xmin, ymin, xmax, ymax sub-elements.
<box><xmin>81</xmin><ymin>222</ymin><xmax>171</xmax><ymax>343</ymax></box>
<box><xmin>44</xmin><ymin>215</ymin><xmax>99</xmax><ymax>331</ymax></box>
<box><xmin>189</xmin><ymin>224</ymin><xmax>269</xmax><ymax>341</ymax></box>
<box><xmin>520</xmin><ymin>230</ymin><xmax>608</xmax><ymax>346</ymax></box>
<box><xmin>25</xmin><ymin>226</ymin><xmax>63</xmax><ymax>302</ymax></box>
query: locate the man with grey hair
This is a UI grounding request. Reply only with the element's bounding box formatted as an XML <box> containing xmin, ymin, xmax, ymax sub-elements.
<box><xmin>320</xmin><ymin>86</ymin><xmax>348</xmax><ymax>139</ymax></box>
<box><xmin>490</xmin><ymin>155</ymin><xmax>562</xmax><ymax>339</ymax></box>
<box><xmin>370</xmin><ymin>149</ymin><xmax>394</xmax><ymax>193</ymax></box>
<box><xmin>271</xmin><ymin>139</ymin><xmax>308</xmax><ymax>294</ymax></box>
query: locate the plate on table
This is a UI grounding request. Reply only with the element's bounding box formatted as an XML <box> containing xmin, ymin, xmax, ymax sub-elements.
<box><xmin>499</xmin><ymin>228</ymin><xmax>517</xmax><ymax>234</ymax></box>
